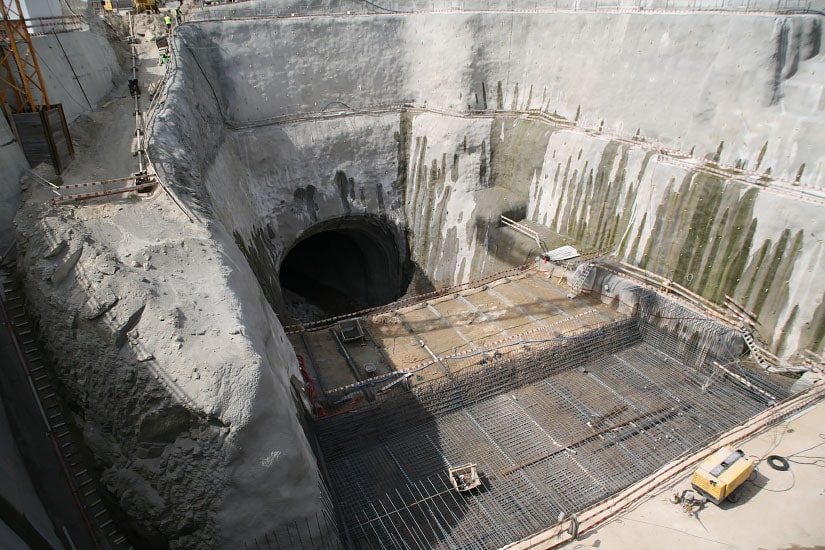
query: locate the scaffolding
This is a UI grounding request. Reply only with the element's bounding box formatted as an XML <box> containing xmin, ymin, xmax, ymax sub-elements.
<box><xmin>315</xmin><ymin>290</ymin><xmax>794</xmax><ymax>549</ymax></box>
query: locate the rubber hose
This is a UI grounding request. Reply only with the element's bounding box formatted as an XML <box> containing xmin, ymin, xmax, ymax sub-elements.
<box><xmin>766</xmin><ymin>455</ymin><xmax>790</xmax><ymax>471</ymax></box>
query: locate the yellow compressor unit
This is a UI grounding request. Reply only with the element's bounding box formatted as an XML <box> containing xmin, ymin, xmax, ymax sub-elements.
<box><xmin>691</xmin><ymin>446</ymin><xmax>755</xmax><ymax>504</ymax></box>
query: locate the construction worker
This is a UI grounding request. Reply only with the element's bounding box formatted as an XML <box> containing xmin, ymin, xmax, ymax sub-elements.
<box><xmin>164</xmin><ymin>14</ymin><xmax>172</xmax><ymax>33</ymax></box>
<box><xmin>160</xmin><ymin>51</ymin><xmax>171</xmax><ymax>67</ymax></box>
<box><xmin>175</xmin><ymin>6</ymin><xmax>182</xmax><ymax>24</ymax></box>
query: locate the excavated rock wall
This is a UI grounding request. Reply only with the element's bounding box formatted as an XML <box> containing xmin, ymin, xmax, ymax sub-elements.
<box><xmin>13</xmin><ymin>195</ymin><xmax>327</xmax><ymax>548</ymax></box>
<box><xmin>152</xmin><ymin>13</ymin><xmax>825</xmax><ymax>356</ymax></box>
<box><xmin>78</xmin><ymin>7</ymin><xmax>824</xmax><ymax>547</ymax></box>
<box><xmin>9</xmin><ymin>6</ymin><xmax>823</xmax><ymax>550</ymax></box>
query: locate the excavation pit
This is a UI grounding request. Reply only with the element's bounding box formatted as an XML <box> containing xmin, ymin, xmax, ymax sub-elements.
<box><xmin>306</xmin><ymin>269</ymin><xmax>795</xmax><ymax>549</ymax></box>
<box><xmin>121</xmin><ymin>6</ymin><xmax>825</xmax><ymax>547</ymax></box>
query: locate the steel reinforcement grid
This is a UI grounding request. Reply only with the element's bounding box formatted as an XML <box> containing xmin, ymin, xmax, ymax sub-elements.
<box><xmin>315</xmin><ymin>291</ymin><xmax>794</xmax><ymax>549</ymax></box>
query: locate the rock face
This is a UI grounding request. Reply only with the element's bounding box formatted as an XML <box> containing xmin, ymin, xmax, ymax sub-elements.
<box><xmin>151</xmin><ymin>12</ymin><xmax>825</xmax><ymax>357</ymax></box>
<box><xmin>14</xmin><ymin>195</ymin><xmax>327</xmax><ymax>549</ymax></box>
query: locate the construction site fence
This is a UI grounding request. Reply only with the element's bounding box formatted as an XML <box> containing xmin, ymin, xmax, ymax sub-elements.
<box><xmin>190</xmin><ymin>0</ymin><xmax>821</xmax><ymax>21</ymax></box>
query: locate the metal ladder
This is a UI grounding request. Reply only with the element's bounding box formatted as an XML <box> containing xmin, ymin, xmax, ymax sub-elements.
<box><xmin>1</xmin><ymin>255</ymin><xmax>133</xmax><ymax>549</ymax></box>
<box><xmin>741</xmin><ymin>329</ymin><xmax>770</xmax><ymax>370</ymax></box>
<box><xmin>567</xmin><ymin>262</ymin><xmax>594</xmax><ymax>299</ymax></box>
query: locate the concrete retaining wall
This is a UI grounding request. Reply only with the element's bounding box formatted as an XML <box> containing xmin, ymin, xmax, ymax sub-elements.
<box><xmin>32</xmin><ymin>29</ymin><xmax>121</xmax><ymax>122</ymax></box>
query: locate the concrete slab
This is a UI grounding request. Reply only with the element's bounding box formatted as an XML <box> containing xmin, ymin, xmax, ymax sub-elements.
<box><xmin>565</xmin><ymin>401</ymin><xmax>825</xmax><ymax>550</ymax></box>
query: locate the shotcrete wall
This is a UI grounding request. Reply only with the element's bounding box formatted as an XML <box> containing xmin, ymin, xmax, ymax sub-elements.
<box><xmin>180</xmin><ymin>13</ymin><xmax>824</xmax><ymax>185</ymax></box>
<box><xmin>11</xmin><ymin>7</ymin><xmax>817</xmax><ymax>548</ymax></box>
<box><xmin>32</xmin><ymin>28</ymin><xmax>122</xmax><ymax>122</ymax></box>
<box><xmin>151</xmin><ymin>12</ymin><xmax>825</xmax><ymax>355</ymax></box>
<box><xmin>13</xmin><ymin>202</ymin><xmax>329</xmax><ymax>548</ymax></box>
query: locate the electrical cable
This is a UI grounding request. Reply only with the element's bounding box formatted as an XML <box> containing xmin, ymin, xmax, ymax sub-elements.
<box><xmin>766</xmin><ymin>455</ymin><xmax>789</xmax><ymax>471</ymax></box>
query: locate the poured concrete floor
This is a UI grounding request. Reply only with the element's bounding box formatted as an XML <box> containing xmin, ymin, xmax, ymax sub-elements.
<box><xmin>566</xmin><ymin>401</ymin><xmax>825</xmax><ymax>550</ymax></box>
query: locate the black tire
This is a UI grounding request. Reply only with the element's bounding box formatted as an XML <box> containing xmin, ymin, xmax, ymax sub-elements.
<box><xmin>766</xmin><ymin>455</ymin><xmax>790</xmax><ymax>471</ymax></box>
<box><xmin>727</xmin><ymin>487</ymin><xmax>742</xmax><ymax>503</ymax></box>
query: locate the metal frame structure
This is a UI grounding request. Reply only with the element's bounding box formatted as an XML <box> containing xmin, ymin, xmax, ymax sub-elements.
<box><xmin>0</xmin><ymin>0</ymin><xmax>50</xmax><ymax>114</ymax></box>
<box><xmin>315</xmin><ymin>291</ymin><xmax>795</xmax><ymax>549</ymax></box>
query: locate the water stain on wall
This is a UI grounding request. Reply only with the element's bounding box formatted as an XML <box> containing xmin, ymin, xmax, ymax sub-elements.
<box><xmin>234</xmin><ymin>225</ymin><xmax>286</xmax><ymax>318</ymax></box>
<box><xmin>334</xmin><ymin>171</ymin><xmax>355</xmax><ymax>214</ymax></box>
<box><xmin>293</xmin><ymin>185</ymin><xmax>319</xmax><ymax>222</ymax></box>
<box><xmin>539</xmin><ymin>138</ymin><xmax>814</xmax><ymax>352</ymax></box>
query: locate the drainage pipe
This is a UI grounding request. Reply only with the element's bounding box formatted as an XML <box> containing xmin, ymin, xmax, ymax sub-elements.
<box><xmin>131</xmin><ymin>44</ymin><xmax>146</xmax><ymax>175</ymax></box>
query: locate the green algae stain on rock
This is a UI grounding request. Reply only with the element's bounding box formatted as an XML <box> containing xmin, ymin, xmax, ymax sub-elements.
<box><xmin>488</xmin><ymin>118</ymin><xmax>553</xmax><ymax>195</ymax></box>
<box><xmin>753</xmin><ymin>229</ymin><xmax>803</xmax><ymax>323</ymax></box>
<box><xmin>805</xmin><ymin>299</ymin><xmax>825</xmax><ymax>352</ymax></box>
<box><xmin>631</xmin><ymin>171</ymin><xmax>779</xmax><ymax>315</ymax></box>
<box><xmin>718</xmin><ymin>218</ymin><xmax>757</xmax><ymax>303</ymax></box>
<box><xmin>775</xmin><ymin>304</ymin><xmax>798</xmax><ymax>356</ymax></box>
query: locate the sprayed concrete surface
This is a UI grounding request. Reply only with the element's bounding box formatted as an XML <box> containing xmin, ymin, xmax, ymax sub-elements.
<box><xmin>152</xmin><ymin>10</ymin><xmax>825</xmax><ymax>355</ymax></box>
<box><xmin>3</xmin><ymin>2</ymin><xmax>825</xmax><ymax>548</ymax></box>
<box><xmin>12</xmin><ymin>11</ymin><xmax>327</xmax><ymax>548</ymax></box>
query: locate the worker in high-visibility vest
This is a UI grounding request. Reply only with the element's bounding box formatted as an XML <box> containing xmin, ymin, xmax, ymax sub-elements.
<box><xmin>164</xmin><ymin>14</ymin><xmax>172</xmax><ymax>33</ymax></box>
<box><xmin>175</xmin><ymin>6</ymin><xmax>182</xmax><ymax>23</ymax></box>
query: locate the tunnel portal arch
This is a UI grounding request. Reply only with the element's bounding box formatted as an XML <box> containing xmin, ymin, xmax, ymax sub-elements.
<box><xmin>279</xmin><ymin>215</ymin><xmax>412</xmax><ymax>320</ymax></box>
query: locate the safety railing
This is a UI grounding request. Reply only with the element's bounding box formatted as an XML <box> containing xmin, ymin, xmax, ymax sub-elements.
<box><xmin>188</xmin><ymin>0</ymin><xmax>821</xmax><ymax>22</ymax></box>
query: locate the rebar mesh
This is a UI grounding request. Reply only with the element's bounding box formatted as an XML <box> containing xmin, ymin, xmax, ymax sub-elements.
<box><xmin>315</xmin><ymin>290</ymin><xmax>794</xmax><ymax>549</ymax></box>
<box><xmin>232</xmin><ymin>474</ymin><xmax>343</xmax><ymax>550</ymax></box>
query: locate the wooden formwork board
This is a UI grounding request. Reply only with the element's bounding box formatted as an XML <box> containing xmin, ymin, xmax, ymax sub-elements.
<box><xmin>12</xmin><ymin>103</ymin><xmax>74</xmax><ymax>173</ymax></box>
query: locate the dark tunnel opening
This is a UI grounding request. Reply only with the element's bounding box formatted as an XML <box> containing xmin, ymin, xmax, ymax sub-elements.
<box><xmin>279</xmin><ymin>217</ymin><xmax>412</xmax><ymax>321</ymax></box>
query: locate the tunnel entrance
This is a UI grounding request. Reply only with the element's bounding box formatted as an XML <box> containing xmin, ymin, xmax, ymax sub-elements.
<box><xmin>279</xmin><ymin>217</ymin><xmax>411</xmax><ymax>321</ymax></box>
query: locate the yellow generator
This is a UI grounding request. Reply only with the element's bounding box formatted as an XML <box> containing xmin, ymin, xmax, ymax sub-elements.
<box><xmin>691</xmin><ymin>446</ymin><xmax>755</xmax><ymax>504</ymax></box>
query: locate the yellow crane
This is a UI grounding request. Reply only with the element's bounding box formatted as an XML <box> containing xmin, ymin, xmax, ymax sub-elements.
<box><xmin>0</xmin><ymin>0</ymin><xmax>74</xmax><ymax>173</ymax></box>
<box><xmin>0</xmin><ymin>0</ymin><xmax>50</xmax><ymax>114</ymax></box>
